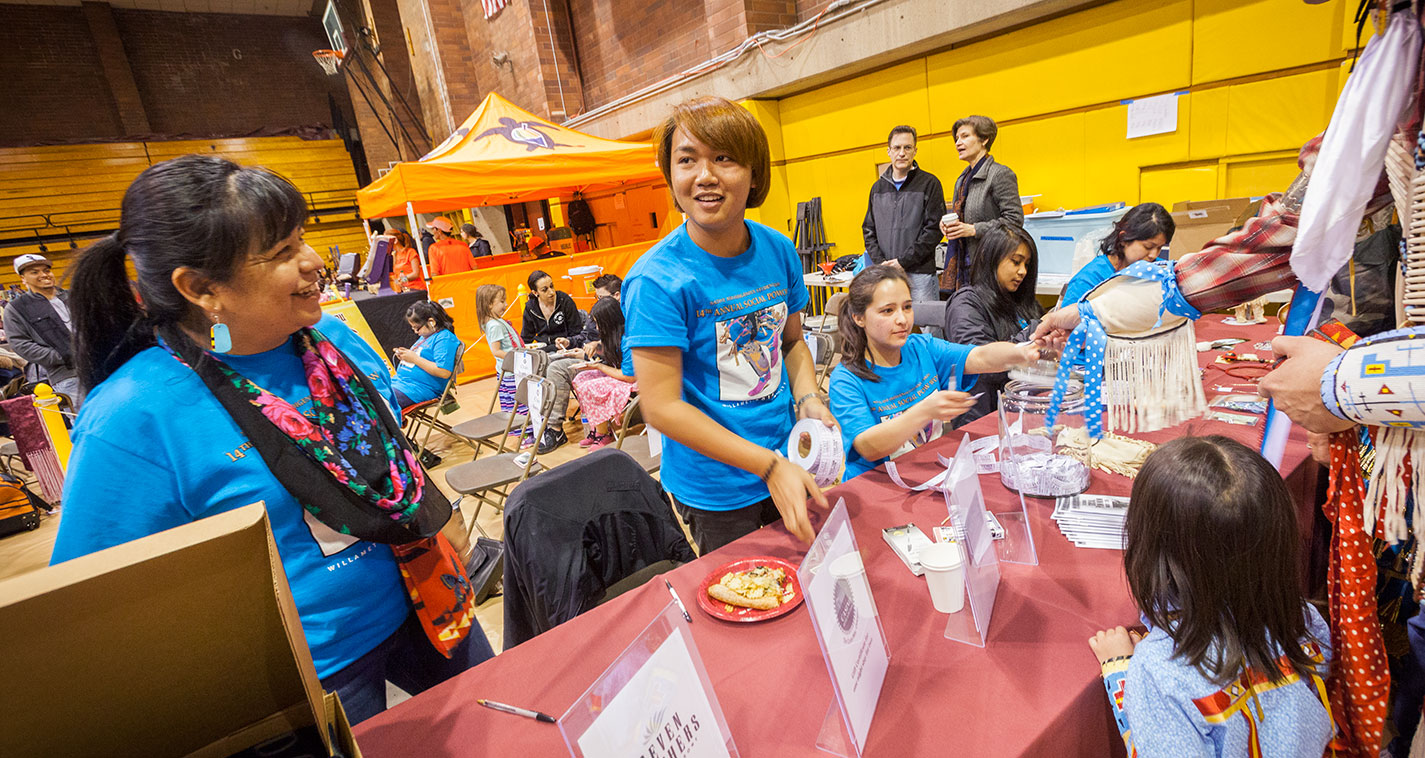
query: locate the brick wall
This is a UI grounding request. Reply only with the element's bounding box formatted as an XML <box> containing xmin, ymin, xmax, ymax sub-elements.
<box><xmin>0</xmin><ymin>5</ymin><xmax>122</xmax><ymax>144</ymax></box>
<box><xmin>0</xmin><ymin>3</ymin><xmax>356</xmax><ymax>146</ymax></box>
<box><xmin>113</xmin><ymin>9</ymin><xmax>350</xmax><ymax>135</ymax></box>
<box><xmin>796</xmin><ymin>0</ymin><xmax>834</xmax><ymax>22</ymax></box>
<box><xmin>569</xmin><ymin>0</ymin><xmax>749</xmax><ymax>110</ymax></box>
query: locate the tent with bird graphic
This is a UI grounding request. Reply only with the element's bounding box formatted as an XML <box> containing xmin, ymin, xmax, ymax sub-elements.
<box><xmin>356</xmin><ymin>92</ymin><xmax>661</xmax><ymax>219</ymax></box>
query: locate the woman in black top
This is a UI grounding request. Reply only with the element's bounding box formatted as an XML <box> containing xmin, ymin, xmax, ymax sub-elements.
<box><xmin>521</xmin><ymin>269</ymin><xmax>584</xmax><ymax>352</ymax></box>
<box><xmin>944</xmin><ymin>222</ymin><xmax>1042</xmax><ymax>425</ymax></box>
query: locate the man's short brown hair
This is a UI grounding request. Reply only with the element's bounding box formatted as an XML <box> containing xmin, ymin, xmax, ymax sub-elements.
<box><xmin>887</xmin><ymin>125</ymin><xmax>918</xmax><ymax>146</ymax></box>
<box><xmin>654</xmin><ymin>96</ymin><xmax>772</xmax><ymax>210</ymax></box>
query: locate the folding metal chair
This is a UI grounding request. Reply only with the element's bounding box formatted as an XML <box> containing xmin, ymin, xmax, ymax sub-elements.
<box><xmin>445</xmin><ymin>374</ymin><xmax>557</xmax><ymax>538</ymax></box>
<box><xmin>445</xmin><ymin>347</ymin><xmax>549</xmax><ymax>459</ymax></box>
<box><xmin>804</xmin><ymin>331</ymin><xmax>838</xmax><ymax>391</ymax></box>
<box><xmin>613</xmin><ymin>395</ymin><xmax>659</xmax><ymax>474</ymax></box>
<box><xmin>402</xmin><ymin>347</ymin><xmax>465</xmax><ymax>460</ymax></box>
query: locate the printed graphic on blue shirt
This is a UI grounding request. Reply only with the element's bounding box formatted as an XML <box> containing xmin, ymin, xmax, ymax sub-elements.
<box><xmin>716</xmin><ymin>302</ymin><xmax>787</xmax><ymax>400</ymax></box>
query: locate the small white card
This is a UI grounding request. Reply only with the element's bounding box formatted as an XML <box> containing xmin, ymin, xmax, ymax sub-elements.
<box><xmin>513</xmin><ymin>350</ymin><xmax>533</xmax><ymax>380</ymax></box>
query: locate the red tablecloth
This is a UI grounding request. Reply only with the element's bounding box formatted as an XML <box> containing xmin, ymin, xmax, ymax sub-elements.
<box><xmin>354</xmin><ymin>315</ymin><xmax>1314</xmax><ymax>757</ymax></box>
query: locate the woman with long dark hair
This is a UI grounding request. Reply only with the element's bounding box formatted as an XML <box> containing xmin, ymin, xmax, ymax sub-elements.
<box><xmin>51</xmin><ymin>155</ymin><xmax>493</xmax><ymax>724</ymax></box>
<box><xmin>570</xmin><ymin>297</ymin><xmax>637</xmax><ymax>449</ymax></box>
<box><xmin>829</xmin><ymin>264</ymin><xmax>1035</xmax><ymax>479</ymax></box>
<box><xmin>1058</xmin><ymin>202</ymin><xmax>1175</xmax><ymax>306</ymax></box>
<box><xmin>943</xmin><ymin>221</ymin><xmax>1043</xmax><ymax>425</ymax></box>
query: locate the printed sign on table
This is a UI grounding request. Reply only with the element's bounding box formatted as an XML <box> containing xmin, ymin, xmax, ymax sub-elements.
<box><xmin>798</xmin><ymin>499</ymin><xmax>890</xmax><ymax>756</ymax></box>
<box><xmin>561</xmin><ymin>602</ymin><xmax>739</xmax><ymax>758</ymax></box>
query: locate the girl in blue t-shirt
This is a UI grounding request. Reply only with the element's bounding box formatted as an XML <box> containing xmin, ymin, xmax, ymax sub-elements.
<box><xmin>1089</xmin><ymin>436</ymin><xmax>1331</xmax><ymax>756</ymax></box>
<box><xmin>1058</xmin><ymin>202</ymin><xmax>1175</xmax><ymax>306</ymax></box>
<box><xmin>392</xmin><ymin>300</ymin><xmax>459</xmax><ymax>409</ymax></box>
<box><xmin>830</xmin><ymin>265</ymin><xmax>1038</xmax><ymax>480</ymax></box>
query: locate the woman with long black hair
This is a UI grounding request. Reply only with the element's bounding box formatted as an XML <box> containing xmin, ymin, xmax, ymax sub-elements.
<box><xmin>943</xmin><ymin>221</ymin><xmax>1043</xmax><ymax>425</ymax></box>
<box><xmin>51</xmin><ymin>155</ymin><xmax>493</xmax><ymax>724</ymax></box>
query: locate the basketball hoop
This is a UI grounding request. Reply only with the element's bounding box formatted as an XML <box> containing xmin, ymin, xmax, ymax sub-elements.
<box><xmin>313</xmin><ymin>49</ymin><xmax>344</xmax><ymax>75</ymax></box>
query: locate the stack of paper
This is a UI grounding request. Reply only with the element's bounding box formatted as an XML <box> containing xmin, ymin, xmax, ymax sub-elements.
<box><xmin>1051</xmin><ymin>493</ymin><xmax>1129</xmax><ymax>550</ymax></box>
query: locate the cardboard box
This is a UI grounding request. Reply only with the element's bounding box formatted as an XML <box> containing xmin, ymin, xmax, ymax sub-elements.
<box><xmin>1169</xmin><ymin>197</ymin><xmax>1254</xmax><ymax>257</ymax></box>
<box><xmin>0</xmin><ymin>504</ymin><xmax>362</xmax><ymax>758</ymax></box>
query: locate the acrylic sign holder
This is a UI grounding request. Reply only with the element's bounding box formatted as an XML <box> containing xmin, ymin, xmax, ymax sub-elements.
<box><xmin>797</xmin><ymin>499</ymin><xmax>891</xmax><ymax>757</ymax></box>
<box><xmin>942</xmin><ymin>437</ymin><xmax>1002</xmax><ymax>648</ymax></box>
<box><xmin>558</xmin><ymin>601</ymin><xmax>739</xmax><ymax>758</ymax></box>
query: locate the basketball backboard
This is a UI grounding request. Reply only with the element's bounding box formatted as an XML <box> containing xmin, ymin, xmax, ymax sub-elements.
<box><xmin>322</xmin><ymin>0</ymin><xmax>347</xmax><ymax>55</ymax></box>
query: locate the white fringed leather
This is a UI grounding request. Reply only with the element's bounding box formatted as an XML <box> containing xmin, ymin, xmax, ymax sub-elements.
<box><xmin>1101</xmin><ymin>322</ymin><xmax>1207</xmax><ymax>434</ymax></box>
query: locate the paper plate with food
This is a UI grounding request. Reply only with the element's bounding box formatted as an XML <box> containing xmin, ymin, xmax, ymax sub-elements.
<box><xmin>696</xmin><ymin>557</ymin><xmax>803</xmax><ymax>622</ymax></box>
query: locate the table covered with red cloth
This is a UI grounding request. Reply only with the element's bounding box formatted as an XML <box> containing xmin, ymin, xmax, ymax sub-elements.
<box><xmin>354</xmin><ymin>315</ymin><xmax>1314</xmax><ymax>757</ymax></box>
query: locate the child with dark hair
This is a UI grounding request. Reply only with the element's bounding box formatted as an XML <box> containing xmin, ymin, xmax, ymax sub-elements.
<box><xmin>1091</xmin><ymin>435</ymin><xmax>1332</xmax><ymax>756</ymax></box>
<box><xmin>943</xmin><ymin>221</ymin><xmax>1042</xmax><ymax>424</ymax></box>
<box><xmin>570</xmin><ymin>297</ymin><xmax>636</xmax><ymax>449</ymax></box>
<box><xmin>829</xmin><ymin>264</ymin><xmax>1036</xmax><ymax>479</ymax></box>
<box><xmin>391</xmin><ymin>300</ymin><xmax>459</xmax><ymax>410</ymax></box>
<box><xmin>1058</xmin><ymin>202</ymin><xmax>1175</xmax><ymax>306</ymax></box>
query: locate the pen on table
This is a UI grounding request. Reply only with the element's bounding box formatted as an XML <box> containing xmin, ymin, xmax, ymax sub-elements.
<box><xmin>477</xmin><ymin>698</ymin><xmax>555</xmax><ymax>723</ymax></box>
<box><xmin>665</xmin><ymin>578</ymin><xmax>692</xmax><ymax>622</ymax></box>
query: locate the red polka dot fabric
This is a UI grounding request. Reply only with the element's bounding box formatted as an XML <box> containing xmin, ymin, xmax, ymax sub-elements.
<box><xmin>1325</xmin><ymin>429</ymin><xmax>1390</xmax><ymax>757</ymax></box>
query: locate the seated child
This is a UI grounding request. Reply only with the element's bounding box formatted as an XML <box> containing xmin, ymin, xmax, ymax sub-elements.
<box><xmin>391</xmin><ymin>300</ymin><xmax>458</xmax><ymax>409</ymax></box>
<box><xmin>829</xmin><ymin>264</ymin><xmax>1037</xmax><ymax>480</ymax></box>
<box><xmin>570</xmin><ymin>297</ymin><xmax>637</xmax><ymax>450</ymax></box>
<box><xmin>1090</xmin><ymin>435</ymin><xmax>1332</xmax><ymax>756</ymax></box>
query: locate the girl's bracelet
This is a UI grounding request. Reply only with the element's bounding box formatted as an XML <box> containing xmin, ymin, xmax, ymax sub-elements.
<box><xmin>796</xmin><ymin>392</ymin><xmax>821</xmax><ymax>410</ymax></box>
<box><xmin>759</xmin><ymin>451</ymin><xmax>783</xmax><ymax>482</ymax></box>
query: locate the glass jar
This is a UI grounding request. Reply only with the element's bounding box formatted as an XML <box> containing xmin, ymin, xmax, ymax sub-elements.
<box><xmin>997</xmin><ymin>377</ymin><xmax>1091</xmax><ymax>497</ymax></box>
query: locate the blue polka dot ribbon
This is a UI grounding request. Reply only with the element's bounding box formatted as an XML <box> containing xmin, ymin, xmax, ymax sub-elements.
<box><xmin>1047</xmin><ymin>260</ymin><xmax>1201</xmax><ymax>438</ymax></box>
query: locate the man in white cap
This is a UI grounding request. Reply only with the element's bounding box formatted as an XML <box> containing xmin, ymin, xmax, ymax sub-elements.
<box><xmin>426</xmin><ymin>217</ymin><xmax>475</xmax><ymax>277</ymax></box>
<box><xmin>4</xmin><ymin>254</ymin><xmax>82</xmax><ymax>407</ymax></box>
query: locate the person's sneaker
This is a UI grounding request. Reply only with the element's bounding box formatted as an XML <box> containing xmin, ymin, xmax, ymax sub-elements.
<box><xmin>578</xmin><ymin>430</ymin><xmax>600</xmax><ymax>448</ymax></box>
<box><xmin>587</xmin><ymin>432</ymin><xmax>615</xmax><ymax>450</ymax></box>
<box><xmin>537</xmin><ymin>427</ymin><xmax>568</xmax><ymax>455</ymax></box>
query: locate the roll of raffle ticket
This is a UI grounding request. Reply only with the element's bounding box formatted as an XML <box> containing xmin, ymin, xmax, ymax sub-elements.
<box><xmin>786</xmin><ymin>418</ymin><xmax>843</xmax><ymax>488</ymax></box>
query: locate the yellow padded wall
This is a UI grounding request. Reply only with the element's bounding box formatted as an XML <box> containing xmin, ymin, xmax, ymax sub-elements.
<box><xmin>1192</xmin><ymin>0</ymin><xmax>1344</xmax><ymax>83</ymax></box>
<box><xmin>1082</xmin><ymin>96</ymin><xmax>1193</xmax><ymax>206</ymax></box>
<box><xmin>925</xmin><ymin>0</ymin><xmax>1191</xmax><ymax>128</ymax></box>
<box><xmin>1225</xmin><ymin>156</ymin><xmax>1301</xmax><ymax>198</ymax></box>
<box><xmin>1224</xmin><ymin>68</ymin><xmax>1337</xmax><ymax>155</ymax></box>
<box><xmin>783</xmin><ymin>146</ymin><xmax>891</xmax><ymax>259</ymax></box>
<box><xmin>779</xmin><ymin>60</ymin><xmax>929</xmax><ymax>161</ymax></box>
<box><xmin>989</xmin><ymin>112</ymin><xmax>1088</xmax><ymax>212</ymax></box>
<box><xmin>1188</xmin><ymin>86</ymin><xmax>1231</xmax><ymax>160</ymax></box>
<box><xmin>1141</xmin><ymin>165</ymin><xmax>1220</xmax><ymax>208</ymax></box>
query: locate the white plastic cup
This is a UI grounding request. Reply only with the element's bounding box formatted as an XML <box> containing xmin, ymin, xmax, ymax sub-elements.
<box><xmin>941</xmin><ymin>212</ymin><xmax>959</xmax><ymax>227</ymax></box>
<box><xmin>829</xmin><ymin>552</ymin><xmax>873</xmax><ymax>616</ymax></box>
<box><xmin>919</xmin><ymin>542</ymin><xmax>965</xmax><ymax>613</ymax></box>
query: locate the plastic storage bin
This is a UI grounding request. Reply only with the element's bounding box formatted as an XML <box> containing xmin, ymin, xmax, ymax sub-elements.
<box><xmin>1023</xmin><ymin>204</ymin><xmax>1130</xmax><ymax>276</ymax></box>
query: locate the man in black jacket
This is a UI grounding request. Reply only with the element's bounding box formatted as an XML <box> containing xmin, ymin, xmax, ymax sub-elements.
<box><xmin>863</xmin><ymin>125</ymin><xmax>946</xmax><ymax>302</ymax></box>
<box><xmin>4</xmin><ymin>254</ymin><xmax>81</xmax><ymax>406</ymax></box>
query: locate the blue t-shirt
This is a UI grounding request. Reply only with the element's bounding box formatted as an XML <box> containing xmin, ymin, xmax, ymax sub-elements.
<box><xmin>393</xmin><ymin>327</ymin><xmax>459</xmax><ymax>405</ymax></box>
<box><xmin>623</xmin><ymin>220</ymin><xmax>810</xmax><ymax>511</ymax></box>
<box><xmin>53</xmin><ymin>314</ymin><xmax>410</xmax><ymax>679</ymax></box>
<box><xmin>829</xmin><ymin>334</ymin><xmax>974</xmax><ymax>480</ymax></box>
<box><xmin>1060</xmin><ymin>255</ymin><xmax>1118</xmax><ymax>305</ymax></box>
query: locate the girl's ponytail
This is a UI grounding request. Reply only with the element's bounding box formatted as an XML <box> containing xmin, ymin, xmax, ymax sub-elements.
<box><xmin>70</xmin><ymin>235</ymin><xmax>151</xmax><ymax>390</ymax></box>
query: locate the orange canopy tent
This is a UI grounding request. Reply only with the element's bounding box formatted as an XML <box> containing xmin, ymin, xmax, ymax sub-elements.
<box><xmin>356</xmin><ymin>92</ymin><xmax>662</xmax><ymax>219</ymax></box>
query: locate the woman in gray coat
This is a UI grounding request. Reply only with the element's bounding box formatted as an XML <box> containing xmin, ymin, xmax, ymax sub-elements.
<box><xmin>940</xmin><ymin>115</ymin><xmax>1023</xmax><ymax>291</ymax></box>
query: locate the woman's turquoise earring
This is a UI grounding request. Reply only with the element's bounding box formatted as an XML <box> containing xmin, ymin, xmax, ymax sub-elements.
<box><xmin>210</xmin><ymin>318</ymin><xmax>232</xmax><ymax>353</ymax></box>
